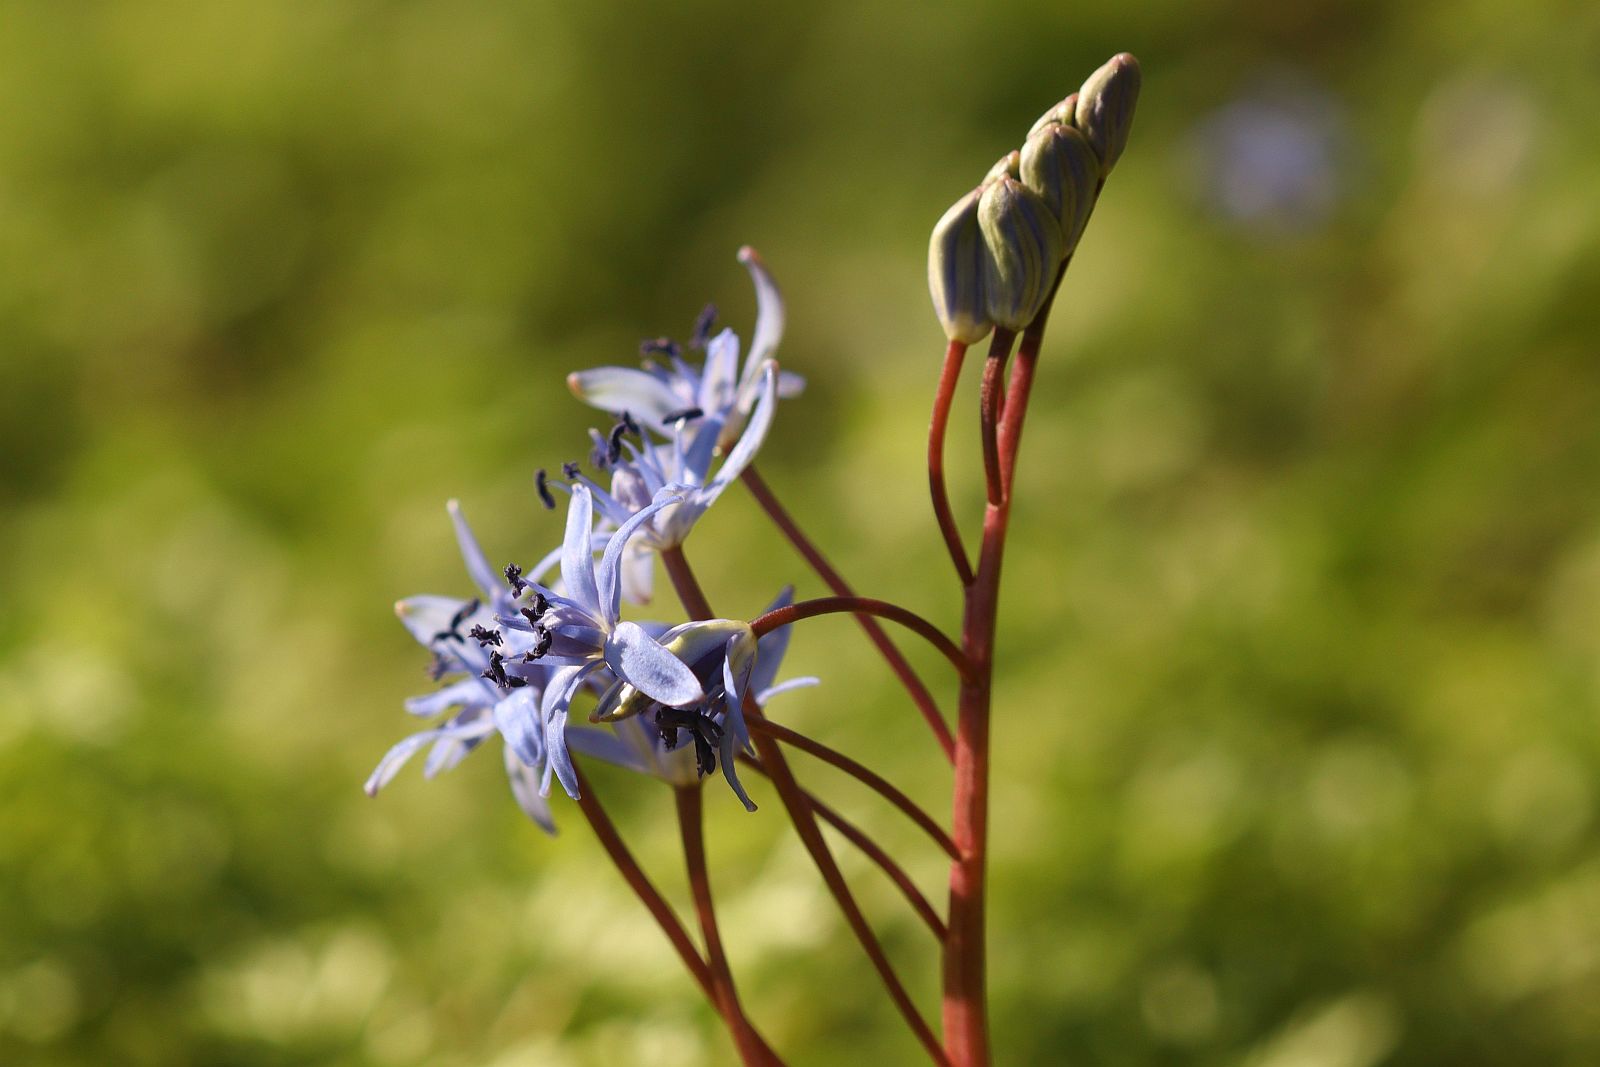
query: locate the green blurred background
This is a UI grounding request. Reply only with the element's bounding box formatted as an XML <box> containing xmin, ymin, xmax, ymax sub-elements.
<box><xmin>4</xmin><ymin>2</ymin><xmax>1600</xmax><ymax>1064</ymax></box>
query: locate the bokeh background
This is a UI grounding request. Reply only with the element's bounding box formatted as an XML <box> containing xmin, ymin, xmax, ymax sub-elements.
<box><xmin>4</xmin><ymin>2</ymin><xmax>1600</xmax><ymax>1064</ymax></box>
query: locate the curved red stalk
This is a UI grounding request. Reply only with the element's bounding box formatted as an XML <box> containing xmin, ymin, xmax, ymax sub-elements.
<box><xmin>574</xmin><ymin>766</ymin><xmax>780</xmax><ymax>1064</ymax></box>
<box><xmin>739</xmin><ymin>755</ymin><xmax>948</xmax><ymax>939</ymax></box>
<box><xmin>928</xmin><ymin>340</ymin><xmax>975</xmax><ymax>585</ymax></box>
<box><xmin>749</xmin><ymin>597</ymin><xmax>971</xmax><ymax>682</ymax></box>
<box><xmin>741</xmin><ymin>466</ymin><xmax>956</xmax><ymax>761</ymax></box>
<box><xmin>662</xmin><ymin>546</ymin><xmax>951</xmax><ymax>1066</ymax></box>
<box><xmin>676</xmin><ymin>786</ymin><xmax>776</xmax><ymax>1066</ymax></box>
<box><xmin>977</xmin><ymin>329</ymin><xmax>1016</xmax><ymax>508</ymax></box>
<box><xmin>746</xmin><ymin>712</ymin><xmax>959</xmax><ymax>859</ymax></box>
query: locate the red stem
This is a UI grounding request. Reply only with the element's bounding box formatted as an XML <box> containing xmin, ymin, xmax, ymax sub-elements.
<box><xmin>997</xmin><ymin>270</ymin><xmax>1067</xmax><ymax>499</ymax></box>
<box><xmin>741</xmin><ymin>755</ymin><xmax>948</xmax><ymax>939</ymax></box>
<box><xmin>942</xmin><ymin>504</ymin><xmax>1004</xmax><ymax>1066</ymax></box>
<box><xmin>749</xmin><ymin>596</ymin><xmax>971</xmax><ymax>681</ymax></box>
<box><xmin>942</xmin><ymin>269</ymin><xmax>1071</xmax><ymax>1066</ymax></box>
<box><xmin>742</xmin><ymin>466</ymin><xmax>956</xmax><ymax>761</ymax></box>
<box><xmin>572</xmin><ymin>765</ymin><xmax>713</xmax><ymax>998</ymax></box>
<box><xmin>746</xmin><ymin>712</ymin><xmax>958</xmax><ymax>858</ymax></box>
<box><xmin>676</xmin><ymin>786</ymin><xmax>774</xmax><ymax>1066</ymax></box>
<box><xmin>977</xmin><ymin>329</ymin><xmax>1015</xmax><ymax>508</ymax></box>
<box><xmin>663</xmin><ymin>546</ymin><xmax>951</xmax><ymax>1066</ymax></box>
<box><xmin>928</xmin><ymin>340</ymin><xmax>975</xmax><ymax>585</ymax></box>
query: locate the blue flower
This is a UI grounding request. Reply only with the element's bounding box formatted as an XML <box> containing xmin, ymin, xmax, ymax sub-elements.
<box><xmin>368</xmin><ymin>486</ymin><xmax>734</xmax><ymax>825</ymax></box>
<box><xmin>488</xmin><ymin>483</ymin><xmax>721</xmax><ymax>798</ymax></box>
<box><xmin>567</xmin><ymin>363</ymin><xmax>778</xmax><ymax>607</ymax></box>
<box><xmin>566</xmin><ymin>247</ymin><xmax>804</xmax><ymax>444</ymax></box>
<box><xmin>558</xmin><ymin>251</ymin><xmax>808</xmax><ymax>604</ymax></box>
<box><xmin>497</xmin><ymin>482</ymin><xmax>794</xmax><ymax>801</ymax></box>
<box><xmin>568</xmin><ymin>588</ymin><xmax>819</xmax><ymax>811</ymax></box>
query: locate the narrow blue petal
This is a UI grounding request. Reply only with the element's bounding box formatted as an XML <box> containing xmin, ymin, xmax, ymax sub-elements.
<box><xmin>403</xmin><ymin>678</ymin><xmax>487</xmax><ymax>718</ymax></box>
<box><xmin>364</xmin><ymin>733</ymin><xmax>436</xmax><ymax>795</ymax></box>
<box><xmin>738</xmin><ymin>246</ymin><xmax>785</xmax><ymax>373</ymax></box>
<box><xmin>722</xmin><ymin>634</ymin><xmax>754</xmax><ymax>749</ymax></box>
<box><xmin>749</xmin><ymin>585</ymin><xmax>796</xmax><ymax>696</ymax></box>
<box><xmin>604</xmin><ymin>621</ymin><xmax>703</xmax><ymax>707</ymax></box>
<box><xmin>703</xmin><ymin>363</ymin><xmax>777</xmax><ymax>503</ymax></box>
<box><xmin>718</xmin><ymin>731</ymin><xmax>758</xmax><ymax>812</ymax></box>
<box><xmin>528</xmin><ymin>533</ymin><xmax>609</xmax><ymax>587</ymax></box>
<box><xmin>492</xmin><ymin>688</ymin><xmax>544</xmax><ymax>768</ymax></box>
<box><xmin>561</xmin><ymin>485</ymin><xmax>601</xmax><ymax>618</ymax></box>
<box><xmin>575</xmin><ymin>477</ymin><xmax>635</xmax><ymax>528</ymax></box>
<box><xmin>679</xmin><ymin>414</ymin><xmax>725</xmax><ymax>486</ymax></box>
<box><xmin>448</xmin><ymin>500</ymin><xmax>502</xmax><ymax>603</ymax></box>
<box><xmin>566</xmin><ymin>366</ymin><xmax>685</xmax><ymax>434</ymax></box>
<box><xmin>755</xmin><ymin>677</ymin><xmax>821</xmax><ymax>704</ymax></box>
<box><xmin>540</xmin><ymin>662</ymin><xmax>601</xmax><ymax>798</ymax></box>
<box><xmin>698</xmin><ymin>328</ymin><xmax>741</xmax><ymax>417</ymax></box>
<box><xmin>503</xmin><ymin>744</ymin><xmax>558</xmax><ymax>835</ymax></box>
<box><xmin>423</xmin><ymin>733</ymin><xmax>478</xmax><ymax>777</ymax></box>
<box><xmin>364</xmin><ymin>717</ymin><xmax>492</xmax><ymax>795</ymax></box>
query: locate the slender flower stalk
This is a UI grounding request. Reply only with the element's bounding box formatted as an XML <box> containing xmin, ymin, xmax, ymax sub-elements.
<box><xmin>676</xmin><ymin>786</ymin><xmax>772</xmax><ymax>1066</ymax></box>
<box><xmin>796</xmin><ymin>786</ymin><xmax>949</xmax><ymax>940</ymax></box>
<box><xmin>749</xmin><ymin>596</ymin><xmax>970</xmax><ymax>681</ymax></box>
<box><xmin>738</xmin><ymin>753</ymin><xmax>948</xmax><ymax>938</ymax></box>
<box><xmin>997</xmin><ymin>269</ymin><xmax>1066</xmax><ymax>499</ymax></box>
<box><xmin>577</xmin><ymin>766</ymin><xmax>781</xmax><ymax>1064</ymax></box>
<box><xmin>942</xmin><ymin>261</ymin><xmax>1061</xmax><ymax>1067</ymax></box>
<box><xmin>661</xmin><ymin>546</ymin><xmax>950</xmax><ymax>1066</ymax></box>
<box><xmin>978</xmin><ymin>329</ymin><xmax>1016</xmax><ymax>509</ymax></box>
<box><xmin>928</xmin><ymin>340</ymin><xmax>975</xmax><ymax>585</ymax></box>
<box><xmin>741</xmin><ymin>465</ymin><xmax>956</xmax><ymax>760</ymax></box>
<box><xmin>570</xmin><ymin>765</ymin><xmax>715</xmax><ymax>998</ymax></box>
<box><xmin>744</xmin><ymin>712</ymin><xmax>958</xmax><ymax>858</ymax></box>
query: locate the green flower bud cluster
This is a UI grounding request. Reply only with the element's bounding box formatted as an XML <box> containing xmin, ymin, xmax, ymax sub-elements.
<box><xmin>929</xmin><ymin>52</ymin><xmax>1141</xmax><ymax>343</ymax></box>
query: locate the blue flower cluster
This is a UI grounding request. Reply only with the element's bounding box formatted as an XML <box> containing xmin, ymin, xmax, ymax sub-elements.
<box><xmin>367</xmin><ymin>251</ymin><xmax>816</xmax><ymax>831</ymax></box>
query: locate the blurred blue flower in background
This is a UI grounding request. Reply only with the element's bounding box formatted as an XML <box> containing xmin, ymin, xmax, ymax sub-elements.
<box><xmin>1188</xmin><ymin>72</ymin><xmax>1347</xmax><ymax>233</ymax></box>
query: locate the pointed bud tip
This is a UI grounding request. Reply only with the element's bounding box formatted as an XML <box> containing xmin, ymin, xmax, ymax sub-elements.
<box><xmin>1075</xmin><ymin>52</ymin><xmax>1142</xmax><ymax>172</ymax></box>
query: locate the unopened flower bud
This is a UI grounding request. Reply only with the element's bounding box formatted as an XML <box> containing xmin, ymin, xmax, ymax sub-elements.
<box><xmin>1026</xmin><ymin>92</ymin><xmax>1077</xmax><ymax>140</ymax></box>
<box><xmin>985</xmin><ymin>150</ymin><xmax>1021</xmax><ymax>183</ymax></box>
<box><xmin>1075</xmin><ymin>52</ymin><xmax>1141</xmax><ymax>172</ymax></box>
<box><xmin>1020</xmin><ymin>121</ymin><xmax>1099</xmax><ymax>253</ymax></box>
<box><xmin>978</xmin><ymin>177</ymin><xmax>1062</xmax><ymax>331</ymax></box>
<box><xmin>928</xmin><ymin>187</ymin><xmax>993</xmax><ymax>344</ymax></box>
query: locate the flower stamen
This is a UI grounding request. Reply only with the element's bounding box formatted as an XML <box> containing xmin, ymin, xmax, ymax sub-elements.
<box><xmin>690</xmin><ymin>303</ymin><xmax>717</xmax><ymax>349</ymax></box>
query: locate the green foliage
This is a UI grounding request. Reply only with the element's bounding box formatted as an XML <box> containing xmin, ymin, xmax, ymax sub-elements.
<box><xmin>3</xmin><ymin>2</ymin><xmax>1600</xmax><ymax>1064</ymax></box>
